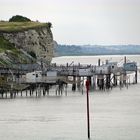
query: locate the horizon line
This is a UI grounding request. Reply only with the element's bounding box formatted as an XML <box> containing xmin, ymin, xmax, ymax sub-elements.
<box><xmin>57</xmin><ymin>43</ymin><xmax>140</xmax><ymax>46</ymax></box>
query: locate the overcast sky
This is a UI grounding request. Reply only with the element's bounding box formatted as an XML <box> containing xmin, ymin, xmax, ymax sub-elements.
<box><xmin>0</xmin><ymin>0</ymin><xmax>140</xmax><ymax>45</ymax></box>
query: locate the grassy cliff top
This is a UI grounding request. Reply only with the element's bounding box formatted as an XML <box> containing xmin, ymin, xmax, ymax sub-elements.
<box><xmin>0</xmin><ymin>21</ymin><xmax>50</xmax><ymax>32</ymax></box>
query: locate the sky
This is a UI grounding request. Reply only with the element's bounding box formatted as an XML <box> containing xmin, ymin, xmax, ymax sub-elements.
<box><xmin>0</xmin><ymin>0</ymin><xmax>140</xmax><ymax>45</ymax></box>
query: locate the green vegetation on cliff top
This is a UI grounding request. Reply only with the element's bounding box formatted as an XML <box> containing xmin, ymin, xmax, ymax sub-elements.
<box><xmin>0</xmin><ymin>15</ymin><xmax>52</xmax><ymax>32</ymax></box>
<box><xmin>0</xmin><ymin>21</ymin><xmax>50</xmax><ymax>32</ymax></box>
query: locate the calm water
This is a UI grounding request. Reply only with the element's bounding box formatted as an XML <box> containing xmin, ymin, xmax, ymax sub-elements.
<box><xmin>52</xmin><ymin>55</ymin><xmax>140</xmax><ymax>66</ymax></box>
<box><xmin>0</xmin><ymin>55</ymin><xmax>140</xmax><ymax>140</ymax></box>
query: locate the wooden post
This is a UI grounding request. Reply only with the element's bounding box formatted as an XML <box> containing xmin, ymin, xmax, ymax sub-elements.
<box><xmin>87</xmin><ymin>76</ymin><xmax>92</xmax><ymax>87</ymax></box>
<box><xmin>58</xmin><ymin>84</ymin><xmax>60</xmax><ymax>95</ymax></box>
<box><xmin>60</xmin><ymin>84</ymin><xmax>63</xmax><ymax>96</ymax></box>
<box><xmin>113</xmin><ymin>74</ymin><xmax>117</xmax><ymax>86</ymax></box>
<box><xmin>98</xmin><ymin>59</ymin><xmax>100</xmax><ymax>66</ymax></box>
<box><xmin>43</xmin><ymin>85</ymin><xmax>45</xmax><ymax>96</ymax></box>
<box><xmin>14</xmin><ymin>90</ymin><xmax>16</xmax><ymax>98</ymax></box>
<box><xmin>106</xmin><ymin>74</ymin><xmax>111</xmax><ymax>89</ymax></box>
<box><xmin>92</xmin><ymin>76</ymin><xmax>95</xmax><ymax>90</ymax></box>
<box><xmin>1</xmin><ymin>92</ymin><xmax>4</xmax><ymax>98</ymax></box>
<box><xmin>47</xmin><ymin>85</ymin><xmax>49</xmax><ymax>95</ymax></box>
<box><xmin>72</xmin><ymin>76</ymin><xmax>76</xmax><ymax>91</ymax></box>
<box><xmin>77</xmin><ymin>76</ymin><xmax>81</xmax><ymax>91</ymax></box>
<box><xmin>21</xmin><ymin>90</ymin><xmax>22</xmax><ymax>97</ymax></box>
<box><xmin>119</xmin><ymin>75</ymin><xmax>123</xmax><ymax>90</ymax></box>
<box><xmin>123</xmin><ymin>56</ymin><xmax>127</xmax><ymax>85</ymax></box>
<box><xmin>30</xmin><ymin>89</ymin><xmax>32</xmax><ymax>96</ymax></box>
<box><xmin>10</xmin><ymin>91</ymin><xmax>13</xmax><ymax>99</ymax></box>
<box><xmin>26</xmin><ymin>90</ymin><xmax>27</xmax><ymax>96</ymax></box>
<box><xmin>38</xmin><ymin>84</ymin><xmax>41</xmax><ymax>97</ymax></box>
<box><xmin>36</xmin><ymin>89</ymin><xmax>38</xmax><ymax>97</ymax></box>
<box><xmin>135</xmin><ymin>69</ymin><xmax>137</xmax><ymax>84</ymax></box>
<box><xmin>81</xmin><ymin>77</ymin><xmax>84</xmax><ymax>94</ymax></box>
<box><xmin>124</xmin><ymin>56</ymin><xmax>126</xmax><ymax>64</ymax></box>
<box><xmin>5</xmin><ymin>91</ymin><xmax>7</xmax><ymax>98</ymax></box>
<box><xmin>65</xmin><ymin>84</ymin><xmax>67</xmax><ymax>96</ymax></box>
<box><xmin>56</xmin><ymin>85</ymin><xmax>58</xmax><ymax>96</ymax></box>
<box><xmin>86</xmin><ymin>79</ymin><xmax>90</xmax><ymax>139</ymax></box>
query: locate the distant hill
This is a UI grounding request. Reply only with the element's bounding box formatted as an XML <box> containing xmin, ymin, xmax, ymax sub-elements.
<box><xmin>54</xmin><ymin>44</ymin><xmax>140</xmax><ymax>56</ymax></box>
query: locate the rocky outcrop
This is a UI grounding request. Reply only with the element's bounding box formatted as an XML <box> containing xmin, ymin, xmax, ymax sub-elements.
<box><xmin>1</xmin><ymin>26</ymin><xmax>54</xmax><ymax>64</ymax></box>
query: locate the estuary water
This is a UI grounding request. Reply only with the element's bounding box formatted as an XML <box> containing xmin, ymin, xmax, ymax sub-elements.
<box><xmin>0</xmin><ymin>55</ymin><xmax>140</xmax><ymax>140</ymax></box>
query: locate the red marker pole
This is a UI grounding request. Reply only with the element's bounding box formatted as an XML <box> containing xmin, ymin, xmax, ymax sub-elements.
<box><xmin>86</xmin><ymin>80</ymin><xmax>90</xmax><ymax>139</ymax></box>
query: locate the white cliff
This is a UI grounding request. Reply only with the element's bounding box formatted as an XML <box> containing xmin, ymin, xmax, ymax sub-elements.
<box><xmin>2</xmin><ymin>26</ymin><xmax>54</xmax><ymax>64</ymax></box>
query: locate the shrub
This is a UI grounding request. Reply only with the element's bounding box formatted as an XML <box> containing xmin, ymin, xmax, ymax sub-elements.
<box><xmin>9</xmin><ymin>15</ymin><xmax>31</xmax><ymax>22</ymax></box>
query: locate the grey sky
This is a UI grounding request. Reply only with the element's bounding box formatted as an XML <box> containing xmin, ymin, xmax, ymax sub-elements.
<box><xmin>0</xmin><ymin>0</ymin><xmax>140</xmax><ymax>45</ymax></box>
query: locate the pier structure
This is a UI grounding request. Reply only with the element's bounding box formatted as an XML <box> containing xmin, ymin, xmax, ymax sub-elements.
<box><xmin>0</xmin><ymin>57</ymin><xmax>138</xmax><ymax>98</ymax></box>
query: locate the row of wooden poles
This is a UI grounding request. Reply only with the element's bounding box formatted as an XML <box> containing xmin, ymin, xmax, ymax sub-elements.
<box><xmin>0</xmin><ymin>72</ymin><xmax>138</xmax><ymax>99</ymax></box>
<box><xmin>0</xmin><ymin>82</ymin><xmax>68</xmax><ymax>99</ymax></box>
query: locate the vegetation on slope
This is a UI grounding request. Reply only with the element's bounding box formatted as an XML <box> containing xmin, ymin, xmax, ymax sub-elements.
<box><xmin>0</xmin><ymin>36</ymin><xmax>35</xmax><ymax>66</ymax></box>
<box><xmin>0</xmin><ymin>36</ymin><xmax>16</xmax><ymax>52</ymax></box>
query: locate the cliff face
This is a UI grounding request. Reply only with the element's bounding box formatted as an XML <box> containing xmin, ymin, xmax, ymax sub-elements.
<box><xmin>1</xmin><ymin>26</ymin><xmax>54</xmax><ymax>64</ymax></box>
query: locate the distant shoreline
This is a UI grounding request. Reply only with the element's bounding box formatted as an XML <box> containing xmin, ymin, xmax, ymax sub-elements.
<box><xmin>54</xmin><ymin>53</ymin><xmax>140</xmax><ymax>57</ymax></box>
<box><xmin>54</xmin><ymin>44</ymin><xmax>140</xmax><ymax>56</ymax></box>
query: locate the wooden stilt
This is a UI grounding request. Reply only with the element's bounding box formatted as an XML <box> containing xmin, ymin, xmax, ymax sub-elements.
<box><xmin>72</xmin><ymin>76</ymin><xmax>76</xmax><ymax>91</ymax></box>
<box><xmin>135</xmin><ymin>70</ymin><xmax>137</xmax><ymax>84</ymax></box>
<box><xmin>21</xmin><ymin>90</ymin><xmax>22</xmax><ymax>97</ymax></box>
<box><xmin>26</xmin><ymin>90</ymin><xmax>27</xmax><ymax>96</ymax></box>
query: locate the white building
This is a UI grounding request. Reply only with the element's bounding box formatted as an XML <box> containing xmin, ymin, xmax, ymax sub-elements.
<box><xmin>26</xmin><ymin>71</ymin><xmax>42</xmax><ymax>83</ymax></box>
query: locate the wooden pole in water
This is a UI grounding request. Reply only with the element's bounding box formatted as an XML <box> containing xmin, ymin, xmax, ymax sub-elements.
<box><xmin>124</xmin><ymin>56</ymin><xmax>127</xmax><ymax>85</ymax></box>
<box><xmin>135</xmin><ymin>69</ymin><xmax>137</xmax><ymax>84</ymax></box>
<box><xmin>98</xmin><ymin>58</ymin><xmax>101</xmax><ymax>66</ymax></box>
<box><xmin>86</xmin><ymin>79</ymin><xmax>90</xmax><ymax>139</ymax></box>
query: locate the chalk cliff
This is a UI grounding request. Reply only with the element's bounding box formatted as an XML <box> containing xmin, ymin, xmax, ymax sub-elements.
<box><xmin>0</xmin><ymin>21</ymin><xmax>54</xmax><ymax>66</ymax></box>
<box><xmin>0</xmin><ymin>18</ymin><xmax>54</xmax><ymax>65</ymax></box>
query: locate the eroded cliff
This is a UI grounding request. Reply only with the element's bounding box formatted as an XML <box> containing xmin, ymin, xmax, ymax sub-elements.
<box><xmin>0</xmin><ymin>21</ymin><xmax>54</xmax><ymax>66</ymax></box>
